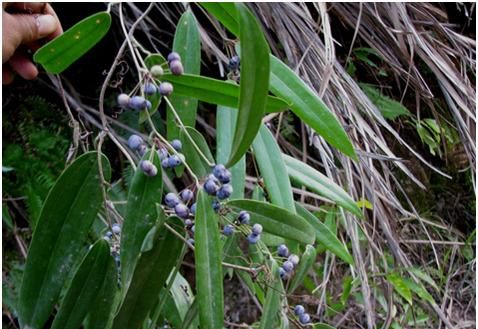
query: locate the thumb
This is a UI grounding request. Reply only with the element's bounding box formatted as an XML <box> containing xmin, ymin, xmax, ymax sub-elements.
<box><xmin>7</xmin><ymin>13</ymin><xmax>58</xmax><ymax>46</ymax></box>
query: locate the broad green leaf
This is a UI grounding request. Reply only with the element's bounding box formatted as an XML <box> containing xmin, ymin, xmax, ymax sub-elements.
<box><xmin>120</xmin><ymin>150</ymin><xmax>163</xmax><ymax>292</ymax></box>
<box><xmin>313</xmin><ymin>324</ymin><xmax>337</xmax><ymax>329</ymax></box>
<box><xmin>402</xmin><ymin>278</ymin><xmax>435</xmax><ymax>304</ymax></box>
<box><xmin>162</xmin><ymin>74</ymin><xmax>287</xmax><ymax>113</ymax></box>
<box><xmin>168</xmin><ymin>10</ymin><xmax>201</xmax><ymax>140</ymax></box>
<box><xmin>226</xmin><ymin>3</ymin><xmax>270</xmax><ymax>167</ymax></box>
<box><xmin>19</xmin><ymin>152</ymin><xmax>111</xmax><ymax>329</ymax></box>
<box><xmin>227</xmin><ymin>199</ymin><xmax>315</xmax><ymax>245</ymax></box>
<box><xmin>179</xmin><ymin>126</ymin><xmax>215</xmax><ymax>177</ymax></box>
<box><xmin>283</xmin><ymin>155</ymin><xmax>362</xmax><ymax>217</ymax></box>
<box><xmin>200</xmin><ymin>3</ymin><xmax>238</xmax><ymax>35</ymax></box>
<box><xmin>287</xmin><ymin>244</ymin><xmax>317</xmax><ymax>293</ymax></box>
<box><xmin>140</xmin><ymin>54</ymin><xmax>166</xmax><ymax>123</ymax></box>
<box><xmin>360</xmin><ymin>84</ymin><xmax>411</xmax><ymax>120</ymax></box>
<box><xmin>166</xmin><ymin>273</ymin><xmax>197</xmax><ymax>328</ymax></box>
<box><xmin>51</xmin><ymin>240</ymin><xmax>112</xmax><ymax>329</ymax></box>
<box><xmin>180</xmin><ymin>300</ymin><xmax>199</xmax><ymax>329</ymax></box>
<box><xmin>252</xmin><ymin>125</ymin><xmax>295</xmax><ymax>213</ymax></box>
<box><xmin>259</xmin><ymin>261</ymin><xmax>284</xmax><ymax>329</ymax></box>
<box><xmin>295</xmin><ymin>203</ymin><xmax>354</xmax><ymax>265</ymax></box>
<box><xmin>195</xmin><ymin>189</ymin><xmax>224</xmax><ymax>328</ymax></box>
<box><xmin>270</xmin><ymin>57</ymin><xmax>356</xmax><ymax>159</ymax></box>
<box><xmin>34</xmin><ymin>12</ymin><xmax>111</xmax><ymax>74</ymax></box>
<box><xmin>387</xmin><ymin>272</ymin><xmax>413</xmax><ymax>305</ymax></box>
<box><xmin>407</xmin><ymin>267</ymin><xmax>439</xmax><ymax>292</ymax></box>
<box><xmin>112</xmin><ymin>216</ymin><xmax>184</xmax><ymax>329</ymax></box>
<box><xmin>216</xmin><ymin>105</ymin><xmax>246</xmax><ymax>199</ymax></box>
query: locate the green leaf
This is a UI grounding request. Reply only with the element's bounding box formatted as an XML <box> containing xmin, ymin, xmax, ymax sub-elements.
<box><xmin>180</xmin><ymin>300</ymin><xmax>199</xmax><ymax>329</ymax></box>
<box><xmin>195</xmin><ymin>189</ymin><xmax>224</xmax><ymax>328</ymax></box>
<box><xmin>120</xmin><ymin>150</ymin><xmax>163</xmax><ymax>292</ymax></box>
<box><xmin>360</xmin><ymin>84</ymin><xmax>411</xmax><ymax>120</ymax></box>
<box><xmin>139</xmin><ymin>54</ymin><xmax>166</xmax><ymax>123</ymax></box>
<box><xmin>252</xmin><ymin>125</ymin><xmax>295</xmax><ymax>213</ymax></box>
<box><xmin>259</xmin><ymin>261</ymin><xmax>284</xmax><ymax>329</ymax></box>
<box><xmin>407</xmin><ymin>267</ymin><xmax>439</xmax><ymax>292</ymax></box>
<box><xmin>216</xmin><ymin>105</ymin><xmax>246</xmax><ymax>199</ymax></box>
<box><xmin>167</xmin><ymin>10</ymin><xmax>201</xmax><ymax>140</ymax></box>
<box><xmin>283</xmin><ymin>154</ymin><xmax>362</xmax><ymax>217</ymax></box>
<box><xmin>313</xmin><ymin>324</ymin><xmax>337</xmax><ymax>329</ymax></box>
<box><xmin>112</xmin><ymin>215</ymin><xmax>184</xmax><ymax>329</ymax></box>
<box><xmin>226</xmin><ymin>3</ymin><xmax>270</xmax><ymax>167</ymax></box>
<box><xmin>51</xmin><ymin>240</ymin><xmax>112</xmax><ymax>329</ymax></box>
<box><xmin>387</xmin><ymin>272</ymin><xmax>413</xmax><ymax>305</ymax></box>
<box><xmin>227</xmin><ymin>199</ymin><xmax>315</xmax><ymax>245</ymax></box>
<box><xmin>179</xmin><ymin>126</ymin><xmax>214</xmax><ymax>177</ymax></box>
<box><xmin>402</xmin><ymin>278</ymin><xmax>435</xmax><ymax>304</ymax></box>
<box><xmin>167</xmin><ymin>273</ymin><xmax>197</xmax><ymax>327</ymax></box>
<box><xmin>200</xmin><ymin>3</ymin><xmax>239</xmax><ymax>35</ymax></box>
<box><xmin>295</xmin><ymin>203</ymin><xmax>354</xmax><ymax>265</ymax></box>
<box><xmin>19</xmin><ymin>152</ymin><xmax>111</xmax><ymax>329</ymax></box>
<box><xmin>287</xmin><ymin>244</ymin><xmax>317</xmax><ymax>293</ymax></box>
<box><xmin>162</xmin><ymin>73</ymin><xmax>287</xmax><ymax>113</ymax></box>
<box><xmin>34</xmin><ymin>12</ymin><xmax>111</xmax><ymax>74</ymax></box>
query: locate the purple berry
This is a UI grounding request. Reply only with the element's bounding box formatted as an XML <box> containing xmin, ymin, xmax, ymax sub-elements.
<box><xmin>167</xmin><ymin>52</ymin><xmax>181</xmax><ymax>63</ymax></box>
<box><xmin>191</xmin><ymin>225</ymin><xmax>195</xmax><ymax>234</ymax></box>
<box><xmin>247</xmin><ymin>233</ymin><xmax>260</xmax><ymax>244</ymax></box>
<box><xmin>277</xmin><ymin>244</ymin><xmax>289</xmax><ymax>257</ymax></box>
<box><xmin>112</xmin><ymin>224</ymin><xmax>121</xmax><ymax>234</ymax></box>
<box><xmin>144</xmin><ymin>83</ymin><xmax>157</xmax><ymax>95</ymax></box>
<box><xmin>252</xmin><ymin>223</ymin><xmax>263</xmax><ymax>235</ymax></box>
<box><xmin>128</xmin><ymin>134</ymin><xmax>143</xmax><ymax>150</ymax></box>
<box><xmin>168</xmin><ymin>154</ymin><xmax>182</xmax><ymax>167</ymax></box>
<box><xmin>187</xmin><ymin>238</ymin><xmax>195</xmax><ymax>246</ymax></box>
<box><xmin>216</xmin><ymin>184</ymin><xmax>233</xmax><ymax>200</ymax></box>
<box><xmin>279</xmin><ymin>267</ymin><xmax>287</xmax><ymax>279</ymax></box>
<box><xmin>204</xmin><ymin>179</ymin><xmax>219</xmax><ymax>196</ymax></box>
<box><xmin>105</xmin><ymin>231</ymin><xmax>113</xmax><ymax>238</ymax></box>
<box><xmin>146</xmin><ymin>100</ymin><xmax>152</xmax><ymax>109</ymax></box>
<box><xmin>165</xmin><ymin>193</ymin><xmax>180</xmax><ymax>208</ymax></box>
<box><xmin>218</xmin><ymin>169</ymin><xmax>231</xmax><ymax>184</ymax></box>
<box><xmin>171</xmin><ymin>139</ymin><xmax>182</xmax><ymax>151</ymax></box>
<box><xmin>238</xmin><ymin>211</ymin><xmax>250</xmax><ymax>225</ymax></box>
<box><xmin>184</xmin><ymin>219</ymin><xmax>193</xmax><ymax>227</ymax></box>
<box><xmin>117</xmin><ymin>93</ymin><xmax>130</xmax><ymax>107</ymax></box>
<box><xmin>223</xmin><ymin>224</ymin><xmax>234</xmax><ymax>236</ymax></box>
<box><xmin>129</xmin><ymin>95</ymin><xmax>148</xmax><ymax>111</ymax></box>
<box><xmin>288</xmin><ymin>254</ymin><xmax>300</xmax><ymax>266</ymax></box>
<box><xmin>212</xmin><ymin>200</ymin><xmax>221</xmax><ymax>212</ymax></box>
<box><xmin>180</xmin><ymin>189</ymin><xmax>194</xmax><ymax>202</ymax></box>
<box><xmin>150</xmin><ymin>65</ymin><xmax>164</xmax><ymax>77</ymax></box>
<box><xmin>137</xmin><ymin>144</ymin><xmax>147</xmax><ymax>156</ymax></box>
<box><xmin>175</xmin><ymin>203</ymin><xmax>189</xmax><ymax>219</ymax></box>
<box><xmin>190</xmin><ymin>203</ymin><xmax>196</xmax><ymax>215</ymax></box>
<box><xmin>299</xmin><ymin>313</ymin><xmax>310</xmax><ymax>324</ymax></box>
<box><xmin>159</xmin><ymin>82</ymin><xmax>173</xmax><ymax>96</ymax></box>
<box><xmin>140</xmin><ymin>160</ymin><xmax>157</xmax><ymax>176</ymax></box>
<box><xmin>294</xmin><ymin>305</ymin><xmax>305</xmax><ymax>316</ymax></box>
<box><xmin>227</xmin><ymin>55</ymin><xmax>240</xmax><ymax>71</ymax></box>
<box><xmin>157</xmin><ymin>147</ymin><xmax>168</xmax><ymax>161</ymax></box>
<box><xmin>282</xmin><ymin>260</ymin><xmax>294</xmax><ymax>273</ymax></box>
<box><xmin>212</xmin><ymin>164</ymin><xmax>226</xmax><ymax>177</ymax></box>
<box><xmin>161</xmin><ymin>158</ymin><xmax>170</xmax><ymax>169</ymax></box>
<box><xmin>169</xmin><ymin>59</ymin><xmax>184</xmax><ymax>75</ymax></box>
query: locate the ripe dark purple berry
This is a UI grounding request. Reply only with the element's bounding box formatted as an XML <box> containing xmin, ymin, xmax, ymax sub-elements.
<box><xmin>190</xmin><ymin>202</ymin><xmax>196</xmax><ymax>215</ymax></box>
<box><xmin>137</xmin><ymin>144</ymin><xmax>147</xmax><ymax>156</ymax></box>
<box><xmin>112</xmin><ymin>224</ymin><xmax>121</xmax><ymax>234</ymax></box>
<box><xmin>144</xmin><ymin>83</ymin><xmax>157</xmax><ymax>95</ymax></box>
<box><xmin>238</xmin><ymin>211</ymin><xmax>250</xmax><ymax>225</ymax></box>
<box><xmin>171</xmin><ymin>139</ymin><xmax>182</xmax><ymax>151</ymax></box>
<box><xmin>212</xmin><ymin>200</ymin><xmax>221</xmax><ymax>212</ymax></box>
<box><xmin>175</xmin><ymin>203</ymin><xmax>189</xmax><ymax>219</ymax></box>
<box><xmin>180</xmin><ymin>189</ymin><xmax>194</xmax><ymax>202</ymax></box>
<box><xmin>161</xmin><ymin>158</ymin><xmax>170</xmax><ymax>169</ymax></box>
<box><xmin>169</xmin><ymin>59</ymin><xmax>184</xmax><ymax>75</ymax></box>
<box><xmin>299</xmin><ymin>313</ymin><xmax>310</xmax><ymax>324</ymax></box>
<box><xmin>117</xmin><ymin>93</ymin><xmax>130</xmax><ymax>107</ymax></box>
<box><xmin>184</xmin><ymin>219</ymin><xmax>193</xmax><ymax>227</ymax></box>
<box><xmin>140</xmin><ymin>160</ymin><xmax>158</xmax><ymax>176</ymax></box>
<box><xmin>167</xmin><ymin>52</ymin><xmax>181</xmax><ymax>63</ymax></box>
<box><xmin>105</xmin><ymin>231</ymin><xmax>113</xmax><ymax>238</ymax></box>
<box><xmin>165</xmin><ymin>193</ymin><xmax>180</xmax><ymax>208</ymax></box>
<box><xmin>247</xmin><ymin>233</ymin><xmax>260</xmax><ymax>244</ymax></box>
<box><xmin>204</xmin><ymin>178</ymin><xmax>219</xmax><ymax>196</ymax></box>
<box><xmin>150</xmin><ymin>65</ymin><xmax>164</xmax><ymax>77</ymax></box>
<box><xmin>279</xmin><ymin>267</ymin><xmax>287</xmax><ymax>279</ymax></box>
<box><xmin>158</xmin><ymin>147</ymin><xmax>168</xmax><ymax>160</ymax></box>
<box><xmin>216</xmin><ymin>184</ymin><xmax>233</xmax><ymax>200</ymax></box>
<box><xmin>217</xmin><ymin>169</ymin><xmax>231</xmax><ymax>184</ymax></box>
<box><xmin>277</xmin><ymin>244</ymin><xmax>289</xmax><ymax>257</ymax></box>
<box><xmin>252</xmin><ymin>223</ymin><xmax>263</xmax><ymax>235</ymax></box>
<box><xmin>282</xmin><ymin>260</ymin><xmax>294</xmax><ymax>273</ymax></box>
<box><xmin>129</xmin><ymin>95</ymin><xmax>148</xmax><ymax>111</ymax></box>
<box><xmin>128</xmin><ymin>134</ymin><xmax>143</xmax><ymax>150</ymax></box>
<box><xmin>294</xmin><ymin>305</ymin><xmax>305</xmax><ymax>316</ymax></box>
<box><xmin>223</xmin><ymin>224</ymin><xmax>234</xmax><ymax>236</ymax></box>
<box><xmin>146</xmin><ymin>100</ymin><xmax>152</xmax><ymax>109</ymax></box>
<box><xmin>227</xmin><ymin>55</ymin><xmax>240</xmax><ymax>71</ymax></box>
<box><xmin>288</xmin><ymin>254</ymin><xmax>300</xmax><ymax>266</ymax></box>
<box><xmin>191</xmin><ymin>225</ymin><xmax>195</xmax><ymax>234</ymax></box>
<box><xmin>159</xmin><ymin>82</ymin><xmax>174</xmax><ymax>96</ymax></box>
<box><xmin>168</xmin><ymin>154</ymin><xmax>182</xmax><ymax>167</ymax></box>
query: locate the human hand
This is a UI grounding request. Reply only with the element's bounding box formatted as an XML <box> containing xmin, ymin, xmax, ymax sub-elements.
<box><xmin>3</xmin><ymin>2</ymin><xmax>62</xmax><ymax>84</ymax></box>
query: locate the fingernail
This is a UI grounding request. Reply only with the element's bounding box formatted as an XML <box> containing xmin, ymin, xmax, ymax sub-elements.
<box><xmin>36</xmin><ymin>14</ymin><xmax>56</xmax><ymax>36</ymax></box>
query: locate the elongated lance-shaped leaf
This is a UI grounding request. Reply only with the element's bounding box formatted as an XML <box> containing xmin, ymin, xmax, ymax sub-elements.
<box><xmin>226</xmin><ymin>3</ymin><xmax>270</xmax><ymax>167</ymax></box>
<box><xmin>34</xmin><ymin>12</ymin><xmax>111</xmax><ymax>73</ymax></box>
<box><xmin>162</xmin><ymin>273</ymin><xmax>197</xmax><ymax>329</ymax></box>
<box><xmin>216</xmin><ymin>105</ymin><xmax>246</xmax><ymax>199</ymax></box>
<box><xmin>259</xmin><ymin>260</ymin><xmax>284</xmax><ymax>329</ymax></box>
<box><xmin>162</xmin><ymin>73</ymin><xmax>287</xmax><ymax>113</ymax></box>
<box><xmin>139</xmin><ymin>54</ymin><xmax>166</xmax><ymax>123</ymax></box>
<box><xmin>200</xmin><ymin>3</ymin><xmax>239</xmax><ymax>35</ymax></box>
<box><xmin>19</xmin><ymin>152</ymin><xmax>111</xmax><ymax>329</ymax></box>
<box><xmin>287</xmin><ymin>244</ymin><xmax>317</xmax><ymax>293</ymax></box>
<box><xmin>283</xmin><ymin>154</ymin><xmax>362</xmax><ymax>217</ymax></box>
<box><xmin>179</xmin><ymin>126</ymin><xmax>214</xmax><ymax>177</ymax></box>
<box><xmin>112</xmin><ymin>215</ymin><xmax>185</xmax><ymax>329</ymax></box>
<box><xmin>51</xmin><ymin>240</ymin><xmax>112</xmax><ymax>329</ymax></box>
<box><xmin>295</xmin><ymin>203</ymin><xmax>354</xmax><ymax>265</ymax></box>
<box><xmin>195</xmin><ymin>189</ymin><xmax>224</xmax><ymax>328</ymax></box>
<box><xmin>168</xmin><ymin>10</ymin><xmax>201</xmax><ymax>140</ymax></box>
<box><xmin>227</xmin><ymin>199</ymin><xmax>315</xmax><ymax>245</ymax></box>
<box><xmin>253</xmin><ymin>125</ymin><xmax>295</xmax><ymax>213</ymax></box>
<box><xmin>120</xmin><ymin>150</ymin><xmax>163</xmax><ymax>293</ymax></box>
<box><xmin>386</xmin><ymin>272</ymin><xmax>413</xmax><ymax>305</ymax></box>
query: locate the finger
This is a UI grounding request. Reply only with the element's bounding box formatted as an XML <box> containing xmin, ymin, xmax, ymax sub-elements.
<box><xmin>2</xmin><ymin>65</ymin><xmax>15</xmax><ymax>84</ymax></box>
<box><xmin>8</xmin><ymin>51</ymin><xmax>38</xmax><ymax>80</ymax></box>
<box><xmin>4</xmin><ymin>3</ymin><xmax>47</xmax><ymax>14</ymax></box>
<box><xmin>4</xmin><ymin>12</ymin><xmax>58</xmax><ymax>47</ymax></box>
<box><xmin>43</xmin><ymin>3</ymin><xmax>63</xmax><ymax>37</ymax></box>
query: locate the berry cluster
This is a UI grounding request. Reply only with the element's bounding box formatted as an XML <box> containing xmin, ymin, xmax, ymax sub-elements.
<box><xmin>158</xmin><ymin>139</ymin><xmax>184</xmax><ymax>170</ymax></box>
<box><xmin>164</xmin><ymin>188</ymin><xmax>194</xmax><ymax>219</ymax></box>
<box><xmin>204</xmin><ymin>164</ymin><xmax>233</xmax><ymax>200</ymax></box>
<box><xmin>277</xmin><ymin>243</ymin><xmax>300</xmax><ymax>280</ymax></box>
<box><xmin>294</xmin><ymin>304</ymin><xmax>311</xmax><ymax>324</ymax></box>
